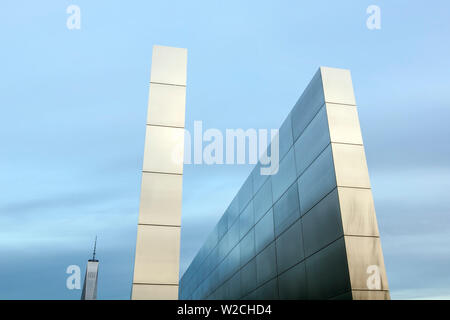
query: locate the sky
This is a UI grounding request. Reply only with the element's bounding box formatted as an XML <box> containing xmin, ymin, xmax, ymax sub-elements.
<box><xmin>0</xmin><ymin>0</ymin><xmax>449</xmax><ymax>300</ymax></box>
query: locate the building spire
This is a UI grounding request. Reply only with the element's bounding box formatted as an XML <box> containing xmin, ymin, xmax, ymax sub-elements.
<box><xmin>92</xmin><ymin>236</ymin><xmax>97</xmax><ymax>261</ymax></box>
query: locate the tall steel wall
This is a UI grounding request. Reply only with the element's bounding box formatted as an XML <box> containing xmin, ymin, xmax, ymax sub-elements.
<box><xmin>179</xmin><ymin>67</ymin><xmax>389</xmax><ymax>300</ymax></box>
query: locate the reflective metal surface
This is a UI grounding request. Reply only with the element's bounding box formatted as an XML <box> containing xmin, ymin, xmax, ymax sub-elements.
<box><xmin>294</xmin><ymin>106</ymin><xmax>330</xmax><ymax>176</ymax></box>
<box><xmin>321</xmin><ymin>67</ymin><xmax>356</xmax><ymax>106</ymax></box>
<box><xmin>133</xmin><ymin>225</ymin><xmax>181</xmax><ymax>284</ymax></box>
<box><xmin>138</xmin><ymin>172</ymin><xmax>183</xmax><ymax>226</ymax></box>
<box><xmin>147</xmin><ymin>83</ymin><xmax>186</xmax><ymax>128</ymax></box>
<box><xmin>255</xmin><ymin>209</ymin><xmax>275</xmax><ymax>254</ymax></box>
<box><xmin>271</xmin><ymin>148</ymin><xmax>297</xmax><ymax>202</ymax></box>
<box><xmin>326</xmin><ymin>103</ymin><xmax>363</xmax><ymax>144</ymax></box>
<box><xmin>278</xmin><ymin>262</ymin><xmax>307</xmax><ymax>300</ymax></box>
<box><xmin>275</xmin><ymin>220</ymin><xmax>305</xmax><ymax>274</ymax></box>
<box><xmin>301</xmin><ymin>188</ymin><xmax>343</xmax><ymax>257</ymax></box>
<box><xmin>298</xmin><ymin>145</ymin><xmax>337</xmax><ymax>215</ymax></box>
<box><xmin>332</xmin><ymin>143</ymin><xmax>371</xmax><ymax>188</ymax></box>
<box><xmin>132</xmin><ymin>284</ymin><xmax>179</xmax><ymax>300</ymax></box>
<box><xmin>253</xmin><ymin>177</ymin><xmax>273</xmax><ymax>223</ymax></box>
<box><xmin>273</xmin><ymin>182</ymin><xmax>300</xmax><ymax>236</ymax></box>
<box><xmin>305</xmin><ymin>237</ymin><xmax>351</xmax><ymax>300</ymax></box>
<box><xmin>256</xmin><ymin>242</ymin><xmax>277</xmax><ymax>286</ymax></box>
<box><xmin>150</xmin><ymin>45</ymin><xmax>188</xmax><ymax>86</ymax></box>
<box><xmin>142</xmin><ymin>125</ymin><xmax>185</xmax><ymax>175</ymax></box>
<box><xmin>132</xmin><ymin>45</ymin><xmax>187</xmax><ymax>300</ymax></box>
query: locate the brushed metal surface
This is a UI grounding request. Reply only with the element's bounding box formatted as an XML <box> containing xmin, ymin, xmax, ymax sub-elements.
<box><xmin>150</xmin><ymin>45</ymin><xmax>187</xmax><ymax>86</ymax></box>
<box><xmin>271</xmin><ymin>147</ymin><xmax>297</xmax><ymax>202</ymax></box>
<box><xmin>332</xmin><ymin>143</ymin><xmax>371</xmax><ymax>188</ymax></box>
<box><xmin>302</xmin><ymin>188</ymin><xmax>343</xmax><ymax>257</ymax></box>
<box><xmin>256</xmin><ymin>242</ymin><xmax>277</xmax><ymax>286</ymax></box>
<box><xmin>138</xmin><ymin>172</ymin><xmax>183</xmax><ymax>226</ymax></box>
<box><xmin>255</xmin><ymin>209</ymin><xmax>275</xmax><ymax>254</ymax></box>
<box><xmin>298</xmin><ymin>145</ymin><xmax>337</xmax><ymax>215</ymax></box>
<box><xmin>321</xmin><ymin>67</ymin><xmax>356</xmax><ymax>106</ymax></box>
<box><xmin>338</xmin><ymin>187</ymin><xmax>380</xmax><ymax>237</ymax></box>
<box><xmin>133</xmin><ymin>225</ymin><xmax>180</xmax><ymax>285</ymax></box>
<box><xmin>291</xmin><ymin>69</ymin><xmax>325</xmax><ymax>140</ymax></box>
<box><xmin>147</xmin><ymin>83</ymin><xmax>186</xmax><ymax>128</ymax></box>
<box><xmin>305</xmin><ymin>237</ymin><xmax>351</xmax><ymax>300</ymax></box>
<box><xmin>294</xmin><ymin>106</ymin><xmax>330</xmax><ymax>176</ymax></box>
<box><xmin>132</xmin><ymin>284</ymin><xmax>178</xmax><ymax>300</ymax></box>
<box><xmin>142</xmin><ymin>125</ymin><xmax>185</xmax><ymax>174</ymax></box>
<box><xmin>278</xmin><ymin>262</ymin><xmax>307</xmax><ymax>300</ymax></box>
<box><xmin>275</xmin><ymin>219</ymin><xmax>305</xmax><ymax>274</ymax></box>
<box><xmin>326</xmin><ymin>103</ymin><xmax>363</xmax><ymax>145</ymax></box>
<box><xmin>344</xmin><ymin>236</ymin><xmax>389</xmax><ymax>291</ymax></box>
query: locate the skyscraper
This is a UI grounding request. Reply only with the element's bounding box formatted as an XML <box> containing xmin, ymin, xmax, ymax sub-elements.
<box><xmin>81</xmin><ymin>237</ymin><xmax>99</xmax><ymax>300</ymax></box>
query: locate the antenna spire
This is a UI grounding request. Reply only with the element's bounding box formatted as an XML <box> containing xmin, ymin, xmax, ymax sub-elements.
<box><xmin>92</xmin><ymin>236</ymin><xmax>97</xmax><ymax>260</ymax></box>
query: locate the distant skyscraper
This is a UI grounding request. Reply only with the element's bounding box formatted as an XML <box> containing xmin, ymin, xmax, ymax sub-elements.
<box><xmin>81</xmin><ymin>237</ymin><xmax>99</xmax><ymax>300</ymax></box>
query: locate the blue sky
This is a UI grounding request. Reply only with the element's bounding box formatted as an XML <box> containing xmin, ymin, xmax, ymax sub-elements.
<box><xmin>0</xmin><ymin>0</ymin><xmax>449</xmax><ymax>299</ymax></box>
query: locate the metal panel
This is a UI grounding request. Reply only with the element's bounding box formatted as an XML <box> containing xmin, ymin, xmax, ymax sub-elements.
<box><xmin>228</xmin><ymin>271</ymin><xmax>241</xmax><ymax>300</ymax></box>
<box><xmin>275</xmin><ymin>219</ymin><xmax>305</xmax><ymax>274</ymax></box>
<box><xmin>253</xmin><ymin>177</ymin><xmax>273</xmax><ymax>223</ymax></box>
<box><xmin>332</xmin><ymin>143</ymin><xmax>371</xmax><ymax>188</ymax></box>
<box><xmin>273</xmin><ymin>182</ymin><xmax>300</xmax><ymax>237</ymax></box>
<box><xmin>138</xmin><ymin>172</ymin><xmax>183</xmax><ymax>226</ymax></box>
<box><xmin>326</xmin><ymin>103</ymin><xmax>363</xmax><ymax>144</ymax></box>
<box><xmin>278</xmin><ymin>262</ymin><xmax>307</xmax><ymax>300</ymax></box>
<box><xmin>330</xmin><ymin>291</ymin><xmax>353</xmax><ymax>300</ymax></box>
<box><xmin>142</xmin><ymin>125</ymin><xmax>185</xmax><ymax>174</ymax></box>
<box><xmin>228</xmin><ymin>217</ymin><xmax>240</xmax><ymax>250</ymax></box>
<box><xmin>321</xmin><ymin>67</ymin><xmax>356</xmax><ymax>106</ymax></box>
<box><xmin>256</xmin><ymin>242</ymin><xmax>277</xmax><ymax>286</ymax></box>
<box><xmin>238</xmin><ymin>175</ymin><xmax>253</xmax><ymax>213</ymax></box>
<box><xmin>147</xmin><ymin>83</ymin><xmax>186</xmax><ymax>128</ymax></box>
<box><xmin>253</xmin><ymin>278</ymin><xmax>279</xmax><ymax>300</ymax></box>
<box><xmin>133</xmin><ymin>225</ymin><xmax>180</xmax><ymax>285</ymax></box>
<box><xmin>252</xmin><ymin>162</ymin><xmax>270</xmax><ymax>195</ymax></box>
<box><xmin>278</xmin><ymin>112</ymin><xmax>294</xmax><ymax>161</ymax></box>
<box><xmin>294</xmin><ymin>106</ymin><xmax>331</xmax><ymax>176</ymax></box>
<box><xmin>218</xmin><ymin>231</ymin><xmax>230</xmax><ymax>262</ymax></box>
<box><xmin>344</xmin><ymin>236</ymin><xmax>389</xmax><ymax>291</ymax></box>
<box><xmin>150</xmin><ymin>45</ymin><xmax>187</xmax><ymax>86</ymax></box>
<box><xmin>301</xmin><ymin>188</ymin><xmax>343</xmax><ymax>257</ymax></box>
<box><xmin>240</xmin><ymin>258</ymin><xmax>257</xmax><ymax>297</ymax></box>
<box><xmin>132</xmin><ymin>284</ymin><xmax>178</xmax><ymax>300</ymax></box>
<box><xmin>304</xmin><ymin>237</ymin><xmax>351</xmax><ymax>300</ymax></box>
<box><xmin>228</xmin><ymin>242</ymin><xmax>241</xmax><ymax>277</ymax></box>
<box><xmin>240</xmin><ymin>228</ymin><xmax>255</xmax><ymax>267</ymax></box>
<box><xmin>226</xmin><ymin>196</ymin><xmax>240</xmax><ymax>229</ymax></box>
<box><xmin>291</xmin><ymin>69</ymin><xmax>325</xmax><ymax>140</ymax></box>
<box><xmin>218</xmin><ymin>214</ymin><xmax>228</xmax><ymax>241</ymax></box>
<box><xmin>255</xmin><ymin>209</ymin><xmax>275</xmax><ymax>254</ymax></box>
<box><xmin>298</xmin><ymin>145</ymin><xmax>336</xmax><ymax>215</ymax></box>
<box><xmin>352</xmin><ymin>290</ymin><xmax>390</xmax><ymax>300</ymax></box>
<box><xmin>271</xmin><ymin>148</ymin><xmax>297</xmax><ymax>202</ymax></box>
<box><xmin>239</xmin><ymin>201</ymin><xmax>254</xmax><ymax>239</ymax></box>
<box><xmin>338</xmin><ymin>187</ymin><xmax>380</xmax><ymax>237</ymax></box>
